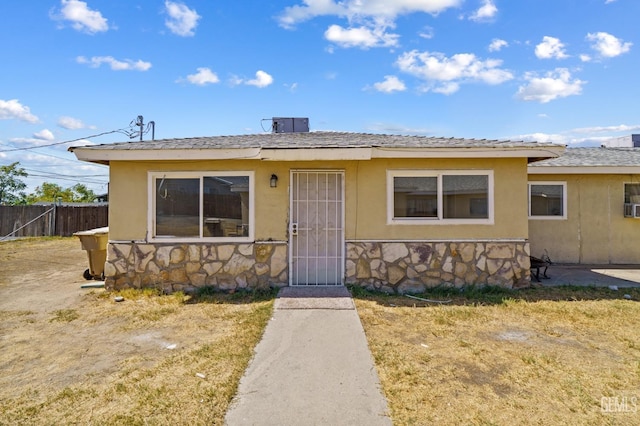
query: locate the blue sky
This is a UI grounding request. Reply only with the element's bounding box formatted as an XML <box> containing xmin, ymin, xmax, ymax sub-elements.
<box><xmin>1</xmin><ymin>0</ymin><xmax>638</xmax><ymax>194</ymax></box>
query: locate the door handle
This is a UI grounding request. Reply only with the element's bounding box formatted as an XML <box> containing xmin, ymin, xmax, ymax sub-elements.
<box><xmin>291</xmin><ymin>223</ymin><xmax>298</xmax><ymax>236</ymax></box>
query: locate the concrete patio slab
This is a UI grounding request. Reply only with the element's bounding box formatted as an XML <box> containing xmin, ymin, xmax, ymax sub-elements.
<box><xmin>539</xmin><ymin>264</ymin><xmax>640</xmax><ymax>288</ymax></box>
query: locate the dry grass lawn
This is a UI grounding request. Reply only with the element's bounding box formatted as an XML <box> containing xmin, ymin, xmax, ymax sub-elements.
<box><xmin>0</xmin><ymin>238</ymin><xmax>275</xmax><ymax>425</ymax></box>
<box><xmin>355</xmin><ymin>287</ymin><xmax>640</xmax><ymax>425</ymax></box>
<box><xmin>0</xmin><ymin>289</ymin><xmax>274</xmax><ymax>425</ymax></box>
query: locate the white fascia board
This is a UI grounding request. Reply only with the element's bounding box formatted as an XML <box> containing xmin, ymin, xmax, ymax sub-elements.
<box><xmin>259</xmin><ymin>148</ymin><xmax>372</xmax><ymax>161</ymax></box>
<box><xmin>71</xmin><ymin>145</ymin><xmax>564</xmax><ymax>164</ymax></box>
<box><xmin>71</xmin><ymin>147</ymin><xmax>262</xmax><ymax>163</ymax></box>
<box><xmin>528</xmin><ymin>166</ymin><xmax>640</xmax><ymax>175</ymax></box>
<box><xmin>372</xmin><ymin>146</ymin><xmax>565</xmax><ymax>159</ymax></box>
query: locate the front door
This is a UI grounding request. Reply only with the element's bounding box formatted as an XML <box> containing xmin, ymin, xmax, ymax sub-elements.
<box><xmin>290</xmin><ymin>170</ymin><xmax>344</xmax><ymax>286</ymax></box>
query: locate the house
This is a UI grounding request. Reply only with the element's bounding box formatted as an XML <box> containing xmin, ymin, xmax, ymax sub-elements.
<box><xmin>70</xmin><ymin>121</ymin><xmax>564</xmax><ymax>293</ymax></box>
<box><xmin>528</xmin><ymin>146</ymin><xmax>640</xmax><ymax>264</ymax></box>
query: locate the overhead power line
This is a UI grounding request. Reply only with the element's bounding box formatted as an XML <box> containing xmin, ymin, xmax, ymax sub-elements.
<box><xmin>26</xmin><ymin>173</ymin><xmax>107</xmax><ymax>186</ymax></box>
<box><xmin>22</xmin><ymin>167</ymin><xmax>108</xmax><ymax>178</ymax></box>
<box><xmin>0</xmin><ymin>114</ymin><xmax>156</xmax><ymax>153</ymax></box>
<box><xmin>0</xmin><ymin>129</ymin><xmax>126</xmax><ymax>153</ymax></box>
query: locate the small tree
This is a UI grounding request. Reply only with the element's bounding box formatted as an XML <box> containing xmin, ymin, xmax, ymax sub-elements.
<box><xmin>26</xmin><ymin>182</ymin><xmax>97</xmax><ymax>204</ymax></box>
<box><xmin>0</xmin><ymin>162</ymin><xmax>28</xmax><ymax>205</ymax></box>
<box><xmin>70</xmin><ymin>184</ymin><xmax>97</xmax><ymax>203</ymax></box>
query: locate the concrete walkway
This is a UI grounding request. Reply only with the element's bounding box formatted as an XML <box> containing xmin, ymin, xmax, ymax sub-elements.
<box><xmin>225</xmin><ymin>287</ymin><xmax>391</xmax><ymax>426</ymax></box>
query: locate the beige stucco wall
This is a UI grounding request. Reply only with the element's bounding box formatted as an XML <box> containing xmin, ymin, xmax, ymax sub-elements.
<box><xmin>108</xmin><ymin>157</ymin><xmax>529</xmax><ymax>242</ymax></box>
<box><xmin>528</xmin><ymin>174</ymin><xmax>640</xmax><ymax>264</ymax></box>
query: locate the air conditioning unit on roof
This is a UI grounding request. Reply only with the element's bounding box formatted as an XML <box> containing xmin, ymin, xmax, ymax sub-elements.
<box><xmin>624</xmin><ymin>203</ymin><xmax>640</xmax><ymax>218</ymax></box>
<box><xmin>272</xmin><ymin>117</ymin><xmax>309</xmax><ymax>133</ymax></box>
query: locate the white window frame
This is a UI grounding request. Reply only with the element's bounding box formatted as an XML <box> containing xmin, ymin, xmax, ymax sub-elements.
<box><xmin>148</xmin><ymin>171</ymin><xmax>254</xmax><ymax>242</ymax></box>
<box><xmin>387</xmin><ymin>170</ymin><xmax>494</xmax><ymax>225</ymax></box>
<box><xmin>528</xmin><ymin>181</ymin><xmax>567</xmax><ymax>220</ymax></box>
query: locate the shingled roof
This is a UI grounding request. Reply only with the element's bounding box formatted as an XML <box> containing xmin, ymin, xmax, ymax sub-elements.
<box><xmin>71</xmin><ymin>131</ymin><xmax>564</xmax><ymax>150</ymax></box>
<box><xmin>529</xmin><ymin>147</ymin><xmax>640</xmax><ymax>174</ymax></box>
<box><xmin>70</xmin><ymin>131</ymin><xmax>564</xmax><ymax>164</ymax></box>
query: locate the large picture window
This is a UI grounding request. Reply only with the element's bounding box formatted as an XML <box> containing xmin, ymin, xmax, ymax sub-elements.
<box><xmin>528</xmin><ymin>182</ymin><xmax>566</xmax><ymax>219</ymax></box>
<box><xmin>388</xmin><ymin>170</ymin><xmax>493</xmax><ymax>224</ymax></box>
<box><xmin>150</xmin><ymin>172</ymin><xmax>253</xmax><ymax>240</ymax></box>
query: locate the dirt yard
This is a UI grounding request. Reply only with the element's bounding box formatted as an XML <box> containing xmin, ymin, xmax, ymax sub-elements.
<box><xmin>0</xmin><ymin>238</ymin><xmax>154</xmax><ymax>398</ymax></box>
<box><xmin>0</xmin><ymin>237</ymin><xmax>273</xmax><ymax>425</ymax></box>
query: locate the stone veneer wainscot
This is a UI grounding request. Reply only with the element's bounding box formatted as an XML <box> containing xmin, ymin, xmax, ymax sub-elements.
<box><xmin>345</xmin><ymin>241</ymin><xmax>531</xmax><ymax>293</ymax></box>
<box><xmin>104</xmin><ymin>240</ymin><xmax>531</xmax><ymax>293</ymax></box>
<box><xmin>104</xmin><ymin>242</ymin><xmax>288</xmax><ymax>293</ymax></box>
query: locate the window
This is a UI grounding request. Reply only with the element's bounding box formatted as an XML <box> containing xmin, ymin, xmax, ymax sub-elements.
<box><xmin>624</xmin><ymin>183</ymin><xmax>640</xmax><ymax>218</ymax></box>
<box><xmin>624</xmin><ymin>183</ymin><xmax>640</xmax><ymax>204</ymax></box>
<box><xmin>149</xmin><ymin>172</ymin><xmax>253</xmax><ymax>240</ymax></box>
<box><xmin>528</xmin><ymin>182</ymin><xmax>566</xmax><ymax>219</ymax></box>
<box><xmin>388</xmin><ymin>170</ymin><xmax>493</xmax><ymax>224</ymax></box>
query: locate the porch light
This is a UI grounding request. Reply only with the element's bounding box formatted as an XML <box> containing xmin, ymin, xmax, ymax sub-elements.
<box><xmin>270</xmin><ymin>174</ymin><xmax>278</xmax><ymax>188</ymax></box>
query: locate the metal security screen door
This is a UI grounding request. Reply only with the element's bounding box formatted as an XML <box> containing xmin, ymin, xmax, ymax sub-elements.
<box><xmin>290</xmin><ymin>171</ymin><xmax>345</xmax><ymax>286</ymax></box>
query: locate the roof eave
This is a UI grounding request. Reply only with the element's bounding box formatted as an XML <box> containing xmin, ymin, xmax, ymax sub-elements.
<box><xmin>371</xmin><ymin>146</ymin><xmax>564</xmax><ymax>160</ymax></box>
<box><xmin>70</xmin><ymin>147</ymin><xmax>262</xmax><ymax>164</ymax></box>
<box><xmin>71</xmin><ymin>145</ymin><xmax>565</xmax><ymax>164</ymax></box>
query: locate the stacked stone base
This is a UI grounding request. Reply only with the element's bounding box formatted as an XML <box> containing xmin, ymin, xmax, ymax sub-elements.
<box><xmin>104</xmin><ymin>240</ymin><xmax>531</xmax><ymax>294</ymax></box>
<box><xmin>345</xmin><ymin>241</ymin><xmax>531</xmax><ymax>293</ymax></box>
<box><xmin>104</xmin><ymin>242</ymin><xmax>288</xmax><ymax>293</ymax></box>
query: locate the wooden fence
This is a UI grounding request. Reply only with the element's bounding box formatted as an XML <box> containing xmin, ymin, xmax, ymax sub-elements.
<box><xmin>0</xmin><ymin>205</ymin><xmax>108</xmax><ymax>238</ymax></box>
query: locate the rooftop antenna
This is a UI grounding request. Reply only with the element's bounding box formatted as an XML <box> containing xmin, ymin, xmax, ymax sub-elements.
<box><xmin>126</xmin><ymin>115</ymin><xmax>156</xmax><ymax>141</ymax></box>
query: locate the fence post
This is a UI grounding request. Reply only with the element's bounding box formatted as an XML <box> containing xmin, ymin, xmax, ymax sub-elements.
<box><xmin>53</xmin><ymin>202</ymin><xmax>57</xmax><ymax>236</ymax></box>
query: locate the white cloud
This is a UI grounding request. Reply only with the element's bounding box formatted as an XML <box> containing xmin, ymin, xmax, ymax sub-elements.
<box><xmin>33</xmin><ymin>129</ymin><xmax>55</xmax><ymax>141</ymax></box>
<box><xmin>513</xmin><ymin>132</ymin><xmax>563</xmax><ymax>144</ymax></box>
<box><xmin>76</xmin><ymin>56</ymin><xmax>152</xmax><ymax>71</ymax></box>
<box><xmin>586</xmin><ymin>32</ymin><xmax>632</xmax><ymax>58</ymax></box>
<box><xmin>0</xmin><ymin>99</ymin><xmax>39</xmax><ymax>123</ymax></box>
<box><xmin>396</xmin><ymin>50</ymin><xmax>513</xmax><ymax>94</ymax></box>
<box><xmin>278</xmin><ymin>0</ymin><xmax>462</xmax><ymax>29</ymax></box>
<box><xmin>229</xmin><ymin>75</ymin><xmax>244</xmax><ymax>86</ymax></box>
<box><xmin>571</xmin><ymin>124</ymin><xmax>640</xmax><ymax>134</ymax></box>
<box><xmin>431</xmin><ymin>82</ymin><xmax>460</xmax><ymax>95</ymax></box>
<box><xmin>232</xmin><ymin>71</ymin><xmax>274</xmax><ymax>88</ymax></box>
<box><xmin>53</xmin><ymin>0</ymin><xmax>109</xmax><ymax>34</ymax></box>
<box><xmin>324</xmin><ymin>24</ymin><xmax>398</xmax><ymax>49</ymax></box>
<box><xmin>372</xmin><ymin>75</ymin><xmax>406</xmax><ymax>93</ymax></box>
<box><xmin>513</xmin><ymin>123</ymin><xmax>640</xmax><ymax>146</ymax></box>
<box><xmin>183</xmin><ymin>67</ymin><xmax>220</xmax><ymax>85</ymax></box>
<box><xmin>9</xmin><ymin>137</ymin><xmax>55</xmax><ymax>147</ymax></box>
<box><xmin>516</xmin><ymin>68</ymin><xmax>585</xmax><ymax>103</ymax></box>
<box><xmin>488</xmin><ymin>38</ymin><xmax>508</xmax><ymax>52</ymax></box>
<box><xmin>469</xmin><ymin>0</ymin><xmax>497</xmax><ymax>21</ymax></box>
<box><xmin>580</xmin><ymin>54</ymin><xmax>592</xmax><ymax>62</ymax></box>
<box><xmin>164</xmin><ymin>1</ymin><xmax>201</xmax><ymax>37</ymax></box>
<box><xmin>535</xmin><ymin>36</ymin><xmax>568</xmax><ymax>59</ymax></box>
<box><xmin>367</xmin><ymin>122</ymin><xmax>433</xmax><ymax>135</ymax></box>
<box><xmin>285</xmin><ymin>82</ymin><xmax>299</xmax><ymax>92</ymax></box>
<box><xmin>247</xmin><ymin>71</ymin><xmax>274</xmax><ymax>88</ymax></box>
<box><xmin>419</xmin><ymin>26</ymin><xmax>434</xmax><ymax>39</ymax></box>
<box><xmin>58</xmin><ymin>116</ymin><xmax>94</xmax><ymax>129</ymax></box>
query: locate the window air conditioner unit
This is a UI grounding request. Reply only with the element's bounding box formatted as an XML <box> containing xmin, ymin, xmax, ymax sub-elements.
<box><xmin>624</xmin><ymin>203</ymin><xmax>640</xmax><ymax>218</ymax></box>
